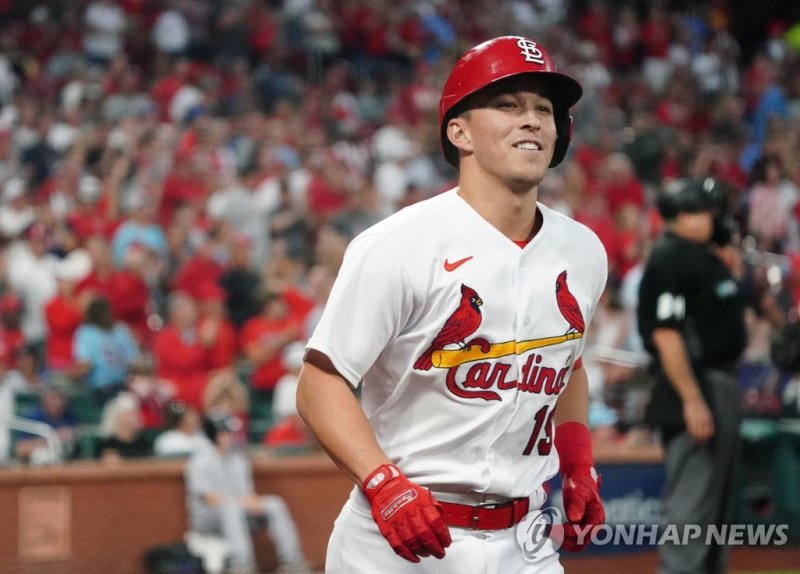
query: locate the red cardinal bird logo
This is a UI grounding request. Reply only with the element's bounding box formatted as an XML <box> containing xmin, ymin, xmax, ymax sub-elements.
<box><xmin>414</xmin><ymin>284</ymin><xmax>483</xmax><ymax>371</ymax></box>
<box><xmin>555</xmin><ymin>270</ymin><xmax>585</xmax><ymax>334</ymax></box>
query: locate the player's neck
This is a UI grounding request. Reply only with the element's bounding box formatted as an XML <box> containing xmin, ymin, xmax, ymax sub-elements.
<box><xmin>457</xmin><ymin>181</ymin><xmax>540</xmax><ymax>242</ymax></box>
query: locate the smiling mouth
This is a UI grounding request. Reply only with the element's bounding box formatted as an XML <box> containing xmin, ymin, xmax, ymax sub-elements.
<box><xmin>513</xmin><ymin>142</ymin><xmax>543</xmax><ymax>151</ymax></box>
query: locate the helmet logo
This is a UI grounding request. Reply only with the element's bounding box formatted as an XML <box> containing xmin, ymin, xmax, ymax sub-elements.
<box><xmin>517</xmin><ymin>38</ymin><xmax>545</xmax><ymax>65</ymax></box>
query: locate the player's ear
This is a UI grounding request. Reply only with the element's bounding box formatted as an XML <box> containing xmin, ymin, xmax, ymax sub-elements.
<box><xmin>446</xmin><ymin>116</ymin><xmax>473</xmax><ymax>157</ymax></box>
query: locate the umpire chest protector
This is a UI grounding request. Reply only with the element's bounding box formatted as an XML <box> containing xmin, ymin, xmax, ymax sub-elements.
<box><xmin>637</xmin><ymin>232</ymin><xmax>746</xmax><ymax>427</ymax></box>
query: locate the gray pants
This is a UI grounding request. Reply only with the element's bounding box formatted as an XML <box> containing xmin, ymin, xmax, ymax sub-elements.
<box><xmin>194</xmin><ymin>494</ymin><xmax>304</xmax><ymax>570</ymax></box>
<box><xmin>659</xmin><ymin>370</ymin><xmax>742</xmax><ymax>574</ymax></box>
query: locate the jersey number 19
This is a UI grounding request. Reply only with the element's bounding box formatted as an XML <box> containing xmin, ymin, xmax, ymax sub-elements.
<box><xmin>522</xmin><ymin>405</ymin><xmax>554</xmax><ymax>456</ymax></box>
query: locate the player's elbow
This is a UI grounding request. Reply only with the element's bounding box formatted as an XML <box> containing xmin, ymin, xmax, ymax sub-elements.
<box><xmin>296</xmin><ymin>349</ymin><xmax>354</xmax><ymax>425</ymax></box>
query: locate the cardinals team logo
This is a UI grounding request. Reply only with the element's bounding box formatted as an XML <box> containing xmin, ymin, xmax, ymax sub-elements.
<box><xmin>414</xmin><ymin>271</ymin><xmax>586</xmax><ymax>400</ymax></box>
<box><xmin>414</xmin><ymin>284</ymin><xmax>483</xmax><ymax>371</ymax></box>
<box><xmin>555</xmin><ymin>270</ymin><xmax>585</xmax><ymax>334</ymax></box>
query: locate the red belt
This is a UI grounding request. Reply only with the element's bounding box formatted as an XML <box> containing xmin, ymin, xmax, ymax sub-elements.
<box><xmin>439</xmin><ymin>498</ymin><xmax>529</xmax><ymax>530</ymax></box>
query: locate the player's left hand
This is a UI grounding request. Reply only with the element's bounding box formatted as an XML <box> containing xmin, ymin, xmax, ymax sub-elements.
<box><xmin>560</xmin><ymin>466</ymin><xmax>604</xmax><ymax>552</ymax></box>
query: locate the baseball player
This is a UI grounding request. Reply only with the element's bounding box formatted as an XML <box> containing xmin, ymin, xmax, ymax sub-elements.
<box><xmin>297</xmin><ymin>36</ymin><xmax>607</xmax><ymax>573</ymax></box>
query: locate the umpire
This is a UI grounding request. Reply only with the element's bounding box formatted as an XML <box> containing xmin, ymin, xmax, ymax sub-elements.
<box><xmin>637</xmin><ymin>177</ymin><xmax>747</xmax><ymax>574</ymax></box>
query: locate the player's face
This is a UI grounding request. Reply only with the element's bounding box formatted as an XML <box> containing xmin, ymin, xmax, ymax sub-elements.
<box><xmin>451</xmin><ymin>77</ymin><xmax>557</xmax><ymax>192</ymax></box>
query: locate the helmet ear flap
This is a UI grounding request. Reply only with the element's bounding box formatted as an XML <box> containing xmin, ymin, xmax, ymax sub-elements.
<box><xmin>550</xmin><ymin>109</ymin><xmax>572</xmax><ymax>168</ymax></box>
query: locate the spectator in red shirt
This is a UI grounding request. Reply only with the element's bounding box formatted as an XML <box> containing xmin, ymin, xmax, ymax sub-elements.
<box><xmin>611</xmin><ymin>6</ymin><xmax>642</xmax><ymax>72</ymax></box>
<box><xmin>641</xmin><ymin>5</ymin><xmax>671</xmax><ymax>59</ymax></box>
<box><xmin>596</xmin><ymin>153</ymin><xmax>645</xmax><ymax>216</ymax></box>
<box><xmin>577</xmin><ymin>0</ymin><xmax>614</xmax><ymax>66</ymax></box>
<box><xmin>153</xmin><ymin>291</ymin><xmax>212</xmax><ymax>409</ymax></box>
<box><xmin>67</xmin><ymin>174</ymin><xmax>116</xmax><ymax>242</ymax></box>
<box><xmin>195</xmin><ymin>280</ymin><xmax>237</xmax><ymax>370</ymax></box>
<box><xmin>150</xmin><ymin>58</ymin><xmax>192</xmax><ymax>123</ymax></box>
<box><xmin>0</xmin><ymin>295</ymin><xmax>26</xmax><ymax>370</ymax></box>
<box><xmin>240</xmin><ymin>291</ymin><xmax>302</xmax><ymax>402</ymax></box>
<box><xmin>304</xmin><ymin>151</ymin><xmax>350</xmax><ymax>224</ymax></box>
<box><xmin>79</xmin><ymin>235</ymin><xmax>123</xmax><ymax>308</ymax></box>
<box><xmin>172</xmin><ymin>234</ymin><xmax>226</xmax><ymax>299</ymax></box>
<box><xmin>159</xmin><ymin>149</ymin><xmax>211</xmax><ymax>227</ymax></box>
<box><xmin>80</xmin><ymin>236</ymin><xmax>152</xmax><ymax>346</ymax></box>
<box><xmin>44</xmin><ymin>251</ymin><xmax>93</xmax><ymax>374</ymax></box>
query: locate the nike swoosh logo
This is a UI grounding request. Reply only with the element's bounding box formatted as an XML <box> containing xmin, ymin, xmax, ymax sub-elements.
<box><xmin>444</xmin><ymin>256</ymin><xmax>474</xmax><ymax>272</ymax></box>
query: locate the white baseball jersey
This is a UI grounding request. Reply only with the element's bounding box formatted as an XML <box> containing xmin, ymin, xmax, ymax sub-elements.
<box><xmin>308</xmin><ymin>188</ymin><xmax>607</xmax><ymax>502</ymax></box>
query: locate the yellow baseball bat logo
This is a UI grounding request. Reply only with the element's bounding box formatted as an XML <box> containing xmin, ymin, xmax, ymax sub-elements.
<box><xmin>431</xmin><ymin>332</ymin><xmax>582</xmax><ymax>368</ymax></box>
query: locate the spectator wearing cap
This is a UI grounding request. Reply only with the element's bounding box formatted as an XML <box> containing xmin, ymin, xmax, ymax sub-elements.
<box><xmin>153</xmin><ymin>291</ymin><xmax>212</xmax><ymax>409</ymax></box>
<box><xmin>6</xmin><ymin>222</ymin><xmax>59</xmax><ymax>360</ymax></box>
<box><xmin>72</xmin><ymin>295</ymin><xmax>140</xmax><ymax>406</ymax></box>
<box><xmin>184</xmin><ymin>409</ymin><xmax>308</xmax><ymax>573</ymax></box>
<box><xmin>195</xmin><ymin>281</ymin><xmax>237</xmax><ymax>371</ymax></box>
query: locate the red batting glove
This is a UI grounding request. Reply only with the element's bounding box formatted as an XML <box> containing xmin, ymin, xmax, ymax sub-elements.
<box><xmin>361</xmin><ymin>464</ymin><xmax>452</xmax><ymax>563</ymax></box>
<box><xmin>554</xmin><ymin>422</ymin><xmax>605</xmax><ymax>552</ymax></box>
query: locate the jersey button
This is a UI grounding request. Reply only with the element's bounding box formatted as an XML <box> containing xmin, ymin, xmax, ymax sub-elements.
<box><xmin>523</xmin><ymin>317</ymin><xmax>531</xmax><ymax>326</ymax></box>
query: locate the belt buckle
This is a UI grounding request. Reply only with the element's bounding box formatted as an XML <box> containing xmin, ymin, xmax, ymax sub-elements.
<box><xmin>471</xmin><ymin>499</ymin><xmax>512</xmax><ymax>530</ymax></box>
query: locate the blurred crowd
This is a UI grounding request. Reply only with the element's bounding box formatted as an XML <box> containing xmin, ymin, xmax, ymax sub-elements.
<box><xmin>1</xmin><ymin>0</ymin><xmax>800</xmax><ymax>465</ymax></box>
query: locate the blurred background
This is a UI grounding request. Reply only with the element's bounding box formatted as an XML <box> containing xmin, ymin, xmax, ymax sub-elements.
<box><xmin>0</xmin><ymin>0</ymin><xmax>799</xmax><ymax>572</ymax></box>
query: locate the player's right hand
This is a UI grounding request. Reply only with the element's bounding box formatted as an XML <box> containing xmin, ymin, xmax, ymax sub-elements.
<box><xmin>361</xmin><ymin>463</ymin><xmax>452</xmax><ymax>563</ymax></box>
<box><xmin>683</xmin><ymin>395</ymin><xmax>715</xmax><ymax>443</ymax></box>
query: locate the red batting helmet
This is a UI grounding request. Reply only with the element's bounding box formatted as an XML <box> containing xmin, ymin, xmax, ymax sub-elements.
<box><xmin>439</xmin><ymin>36</ymin><xmax>583</xmax><ymax>168</ymax></box>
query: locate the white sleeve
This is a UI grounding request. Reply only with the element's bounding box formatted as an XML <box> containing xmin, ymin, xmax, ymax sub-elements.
<box><xmin>580</xmin><ymin>238</ymin><xmax>610</xmax><ymax>355</ymax></box>
<box><xmin>307</xmin><ymin>232</ymin><xmax>414</xmax><ymax>387</ymax></box>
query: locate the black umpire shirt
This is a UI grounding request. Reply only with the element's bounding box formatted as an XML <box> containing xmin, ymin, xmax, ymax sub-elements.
<box><xmin>637</xmin><ymin>231</ymin><xmax>747</xmax><ymax>429</ymax></box>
